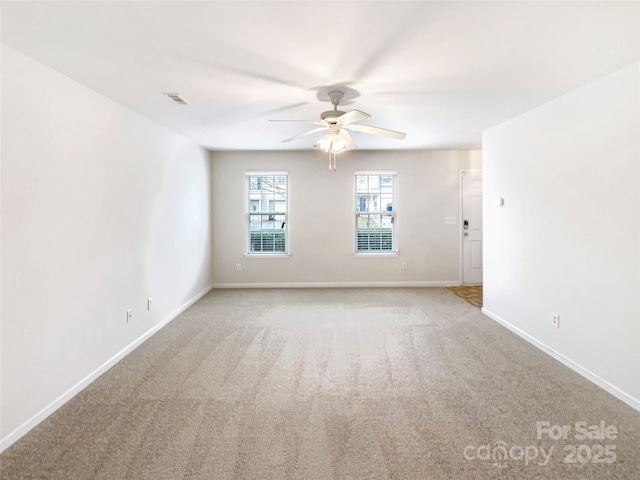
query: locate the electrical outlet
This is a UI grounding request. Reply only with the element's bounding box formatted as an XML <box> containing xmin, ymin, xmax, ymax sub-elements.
<box><xmin>236</xmin><ymin>263</ymin><xmax>242</xmax><ymax>272</ymax></box>
<box><xmin>402</xmin><ymin>262</ymin><xmax>408</xmax><ymax>270</ymax></box>
<box><xmin>127</xmin><ymin>309</ymin><xmax>132</xmax><ymax>323</ymax></box>
<box><xmin>551</xmin><ymin>312</ymin><xmax>560</xmax><ymax>328</ymax></box>
<box><xmin>148</xmin><ymin>298</ymin><xmax>153</xmax><ymax>311</ymax></box>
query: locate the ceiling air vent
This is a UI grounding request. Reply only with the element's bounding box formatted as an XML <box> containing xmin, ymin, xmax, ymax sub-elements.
<box><xmin>162</xmin><ymin>92</ymin><xmax>188</xmax><ymax>105</ymax></box>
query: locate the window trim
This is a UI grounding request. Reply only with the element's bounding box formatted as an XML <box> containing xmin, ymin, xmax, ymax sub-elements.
<box><xmin>245</xmin><ymin>171</ymin><xmax>289</xmax><ymax>256</ymax></box>
<box><xmin>353</xmin><ymin>171</ymin><xmax>398</xmax><ymax>256</ymax></box>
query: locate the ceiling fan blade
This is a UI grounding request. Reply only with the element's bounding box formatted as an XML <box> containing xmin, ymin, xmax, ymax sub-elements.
<box><xmin>282</xmin><ymin>126</ymin><xmax>328</xmax><ymax>143</ymax></box>
<box><xmin>336</xmin><ymin>110</ymin><xmax>371</xmax><ymax>126</ymax></box>
<box><xmin>347</xmin><ymin>124</ymin><xmax>406</xmax><ymax>140</ymax></box>
<box><xmin>339</xmin><ymin>129</ymin><xmax>357</xmax><ymax>150</ymax></box>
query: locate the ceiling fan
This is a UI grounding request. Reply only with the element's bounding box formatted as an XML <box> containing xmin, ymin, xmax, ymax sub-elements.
<box><xmin>270</xmin><ymin>90</ymin><xmax>406</xmax><ymax>170</ymax></box>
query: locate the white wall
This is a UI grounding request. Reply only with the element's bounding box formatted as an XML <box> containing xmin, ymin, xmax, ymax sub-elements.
<box><xmin>0</xmin><ymin>46</ymin><xmax>213</xmax><ymax>446</ymax></box>
<box><xmin>211</xmin><ymin>149</ymin><xmax>481</xmax><ymax>286</ymax></box>
<box><xmin>482</xmin><ymin>62</ymin><xmax>640</xmax><ymax>407</ymax></box>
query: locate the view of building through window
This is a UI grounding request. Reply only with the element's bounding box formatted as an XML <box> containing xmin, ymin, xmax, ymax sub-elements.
<box><xmin>355</xmin><ymin>173</ymin><xmax>397</xmax><ymax>253</ymax></box>
<box><xmin>246</xmin><ymin>173</ymin><xmax>288</xmax><ymax>253</ymax></box>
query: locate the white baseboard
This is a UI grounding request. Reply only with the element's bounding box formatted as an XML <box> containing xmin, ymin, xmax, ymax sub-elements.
<box><xmin>0</xmin><ymin>284</ymin><xmax>214</xmax><ymax>453</ymax></box>
<box><xmin>482</xmin><ymin>308</ymin><xmax>640</xmax><ymax>413</ymax></box>
<box><xmin>213</xmin><ymin>281</ymin><xmax>460</xmax><ymax>289</ymax></box>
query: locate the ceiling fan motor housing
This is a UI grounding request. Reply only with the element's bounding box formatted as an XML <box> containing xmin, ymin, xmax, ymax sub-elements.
<box><xmin>321</xmin><ymin>110</ymin><xmax>346</xmax><ymax>121</ymax></box>
<box><xmin>321</xmin><ymin>90</ymin><xmax>346</xmax><ymax>122</ymax></box>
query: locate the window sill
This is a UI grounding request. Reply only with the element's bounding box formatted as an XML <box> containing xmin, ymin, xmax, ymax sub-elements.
<box><xmin>354</xmin><ymin>252</ymin><xmax>398</xmax><ymax>258</ymax></box>
<box><xmin>244</xmin><ymin>253</ymin><xmax>290</xmax><ymax>258</ymax></box>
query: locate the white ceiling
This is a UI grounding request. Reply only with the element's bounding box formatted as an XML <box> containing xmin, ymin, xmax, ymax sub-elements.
<box><xmin>2</xmin><ymin>1</ymin><xmax>638</xmax><ymax>151</ymax></box>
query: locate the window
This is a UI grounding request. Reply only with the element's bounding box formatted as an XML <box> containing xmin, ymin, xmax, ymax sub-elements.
<box><xmin>355</xmin><ymin>172</ymin><xmax>397</xmax><ymax>253</ymax></box>
<box><xmin>246</xmin><ymin>172</ymin><xmax>288</xmax><ymax>254</ymax></box>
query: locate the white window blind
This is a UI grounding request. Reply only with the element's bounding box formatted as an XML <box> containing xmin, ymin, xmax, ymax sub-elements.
<box><xmin>355</xmin><ymin>172</ymin><xmax>397</xmax><ymax>253</ymax></box>
<box><xmin>246</xmin><ymin>172</ymin><xmax>288</xmax><ymax>254</ymax></box>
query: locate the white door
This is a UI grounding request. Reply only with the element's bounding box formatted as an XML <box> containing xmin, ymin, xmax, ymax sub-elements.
<box><xmin>461</xmin><ymin>171</ymin><xmax>483</xmax><ymax>285</ymax></box>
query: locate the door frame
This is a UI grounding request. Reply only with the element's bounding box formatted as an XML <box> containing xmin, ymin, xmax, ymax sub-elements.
<box><xmin>458</xmin><ymin>169</ymin><xmax>482</xmax><ymax>285</ymax></box>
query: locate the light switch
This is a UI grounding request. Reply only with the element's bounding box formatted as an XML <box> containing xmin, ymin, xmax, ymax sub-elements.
<box><xmin>444</xmin><ymin>217</ymin><xmax>457</xmax><ymax>225</ymax></box>
<box><xmin>494</xmin><ymin>197</ymin><xmax>504</xmax><ymax>207</ymax></box>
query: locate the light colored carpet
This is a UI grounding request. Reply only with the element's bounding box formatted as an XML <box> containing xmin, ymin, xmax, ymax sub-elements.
<box><xmin>2</xmin><ymin>288</ymin><xmax>639</xmax><ymax>479</ymax></box>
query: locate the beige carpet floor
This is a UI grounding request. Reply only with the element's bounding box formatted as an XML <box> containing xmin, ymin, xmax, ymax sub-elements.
<box><xmin>1</xmin><ymin>288</ymin><xmax>639</xmax><ymax>479</ymax></box>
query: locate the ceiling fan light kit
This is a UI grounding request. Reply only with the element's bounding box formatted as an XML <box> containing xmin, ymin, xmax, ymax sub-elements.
<box><xmin>270</xmin><ymin>89</ymin><xmax>406</xmax><ymax>170</ymax></box>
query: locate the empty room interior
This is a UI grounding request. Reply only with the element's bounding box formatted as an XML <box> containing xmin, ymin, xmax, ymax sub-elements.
<box><xmin>1</xmin><ymin>1</ymin><xmax>639</xmax><ymax>479</ymax></box>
